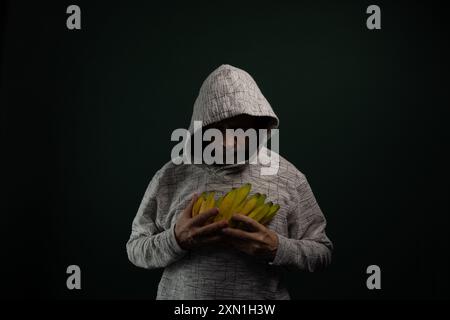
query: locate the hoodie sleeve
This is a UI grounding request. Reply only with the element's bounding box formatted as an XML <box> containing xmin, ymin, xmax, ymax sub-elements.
<box><xmin>269</xmin><ymin>175</ymin><xmax>333</xmax><ymax>272</ymax></box>
<box><xmin>126</xmin><ymin>170</ymin><xmax>188</xmax><ymax>269</ymax></box>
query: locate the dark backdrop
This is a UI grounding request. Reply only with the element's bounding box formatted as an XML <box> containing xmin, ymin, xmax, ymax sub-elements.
<box><xmin>1</xmin><ymin>0</ymin><xmax>449</xmax><ymax>299</ymax></box>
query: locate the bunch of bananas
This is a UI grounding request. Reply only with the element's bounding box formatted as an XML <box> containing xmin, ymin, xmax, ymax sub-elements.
<box><xmin>191</xmin><ymin>183</ymin><xmax>280</xmax><ymax>226</ymax></box>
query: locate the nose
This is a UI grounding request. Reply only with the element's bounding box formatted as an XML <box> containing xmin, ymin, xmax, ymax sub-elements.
<box><xmin>223</xmin><ymin>134</ymin><xmax>236</xmax><ymax>149</ymax></box>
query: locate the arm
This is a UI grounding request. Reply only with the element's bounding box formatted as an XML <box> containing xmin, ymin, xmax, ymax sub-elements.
<box><xmin>126</xmin><ymin>171</ymin><xmax>188</xmax><ymax>269</ymax></box>
<box><xmin>269</xmin><ymin>176</ymin><xmax>333</xmax><ymax>272</ymax></box>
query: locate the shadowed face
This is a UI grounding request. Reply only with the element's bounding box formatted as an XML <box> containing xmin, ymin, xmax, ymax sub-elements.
<box><xmin>203</xmin><ymin>114</ymin><xmax>275</xmax><ymax>163</ymax></box>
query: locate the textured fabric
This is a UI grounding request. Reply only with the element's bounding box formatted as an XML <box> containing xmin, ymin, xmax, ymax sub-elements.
<box><xmin>126</xmin><ymin>64</ymin><xmax>333</xmax><ymax>300</ymax></box>
<box><xmin>188</xmin><ymin>64</ymin><xmax>279</xmax><ymax>132</ymax></box>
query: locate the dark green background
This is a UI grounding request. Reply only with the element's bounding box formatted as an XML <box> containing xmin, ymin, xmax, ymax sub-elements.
<box><xmin>1</xmin><ymin>1</ymin><xmax>449</xmax><ymax>299</ymax></box>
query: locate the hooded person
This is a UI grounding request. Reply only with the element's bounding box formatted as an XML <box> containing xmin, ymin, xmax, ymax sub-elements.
<box><xmin>126</xmin><ymin>64</ymin><xmax>333</xmax><ymax>300</ymax></box>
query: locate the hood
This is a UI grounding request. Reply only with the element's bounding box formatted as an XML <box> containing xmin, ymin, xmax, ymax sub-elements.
<box><xmin>188</xmin><ymin>64</ymin><xmax>279</xmax><ymax>132</ymax></box>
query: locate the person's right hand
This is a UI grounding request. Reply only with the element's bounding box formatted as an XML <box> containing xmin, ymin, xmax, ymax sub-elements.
<box><xmin>174</xmin><ymin>194</ymin><xmax>229</xmax><ymax>250</ymax></box>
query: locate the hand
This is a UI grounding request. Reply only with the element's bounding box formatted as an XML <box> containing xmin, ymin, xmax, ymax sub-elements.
<box><xmin>221</xmin><ymin>214</ymin><xmax>279</xmax><ymax>262</ymax></box>
<box><xmin>174</xmin><ymin>194</ymin><xmax>229</xmax><ymax>250</ymax></box>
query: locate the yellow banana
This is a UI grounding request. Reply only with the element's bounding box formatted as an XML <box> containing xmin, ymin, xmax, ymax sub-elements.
<box><xmin>230</xmin><ymin>183</ymin><xmax>251</xmax><ymax>214</ymax></box>
<box><xmin>235</xmin><ymin>193</ymin><xmax>260</xmax><ymax>215</ymax></box>
<box><xmin>247</xmin><ymin>202</ymin><xmax>268</xmax><ymax>221</ymax></box>
<box><xmin>215</xmin><ymin>195</ymin><xmax>224</xmax><ymax>208</ymax></box>
<box><xmin>234</xmin><ymin>194</ymin><xmax>265</xmax><ymax>228</ymax></box>
<box><xmin>192</xmin><ymin>192</ymin><xmax>207</xmax><ymax>217</ymax></box>
<box><xmin>227</xmin><ymin>185</ymin><xmax>252</xmax><ymax>227</ymax></box>
<box><xmin>234</xmin><ymin>202</ymin><xmax>268</xmax><ymax>229</ymax></box>
<box><xmin>198</xmin><ymin>192</ymin><xmax>209</xmax><ymax>215</ymax></box>
<box><xmin>196</xmin><ymin>183</ymin><xmax>281</xmax><ymax>228</ymax></box>
<box><xmin>260</xmin><ymin>204</ymin><xmax>280</xmax><ymax>225</ymax></box>
<box><xmin>206</xmin><ymin>192</ymin><xmax>216</xmax><ymax>209</ymax></box>
<box><xmin>256</xmin><ymin>202</ymin><xmax>273</xmax><ymax>222</ymax></box>
<box><xmin>255</xmin><ymin>194</ymin><xmax>266</xmax><ymax>208</ymax></box>
<box><xmin>215</xmin><ymin>188</ymin><xmax>237</xmax><ymax>222</ymax></box>
<box><xmin>199</xmin><ymin>192</ymin><xmax>215</xmax><ymax>214</ymax></box>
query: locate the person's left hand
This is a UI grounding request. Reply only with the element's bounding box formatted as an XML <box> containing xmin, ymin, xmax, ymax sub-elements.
<box><xmin>221</xmin><ymin>214</ymin><xmax>279</xmax><ymax>263</ymax></box>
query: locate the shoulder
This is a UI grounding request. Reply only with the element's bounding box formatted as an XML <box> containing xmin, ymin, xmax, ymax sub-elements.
<box><xmin>277</xmin><ymin>154</ymin><xmax>308</xmax><ymax>187</ymax></box>
<box><xmin>153</xmin><ymin>158</ymin><xmax>201</xmax><ymax>186</ymax></box>
<box><xmin>257</xmin><ymin>146</ymin><xmax>307</xmax><ymax>188</ymax></box>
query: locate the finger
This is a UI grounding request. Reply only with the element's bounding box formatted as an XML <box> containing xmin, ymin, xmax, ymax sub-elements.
<box><xmin>221</xmin><ymin>227</ymin><xmax>259</xmax><ymax>241</ymax></box>
<box><xmin>183</xmin><ymin>193</ymin><xmax>199</xmax><ymax>218</ymax></box>
<box><xmin>191</xmin><ymin>207</ymin><xmax>219</xmax><ymax>226</ymax></box>
<box><xmin>230</xmin><ymin>214</ymin><xmax>264</xmax><ymax>231</ymax></box>
<box><xmin>196</xmin><ymin>220</ymin><xmax>228</xmax><ymax>237</ymax></box>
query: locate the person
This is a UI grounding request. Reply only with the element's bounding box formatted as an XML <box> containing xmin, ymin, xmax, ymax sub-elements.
<box><xmin>126</xmin><ymin>64</ymin><xmax>333</xmax><ymax>299</ymax></box>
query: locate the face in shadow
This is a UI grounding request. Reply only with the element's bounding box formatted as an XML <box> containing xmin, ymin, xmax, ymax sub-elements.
<box><xmin>202</xmin><ymin>114</ymin><xmax>276</xmax><ymax>165</ymax></box>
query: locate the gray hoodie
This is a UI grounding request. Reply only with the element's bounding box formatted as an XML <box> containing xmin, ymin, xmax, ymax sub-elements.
<box><xmin>126</xmin><ymin>64</ymin><xmax>333</xmax><ymax>300</ymax></box>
